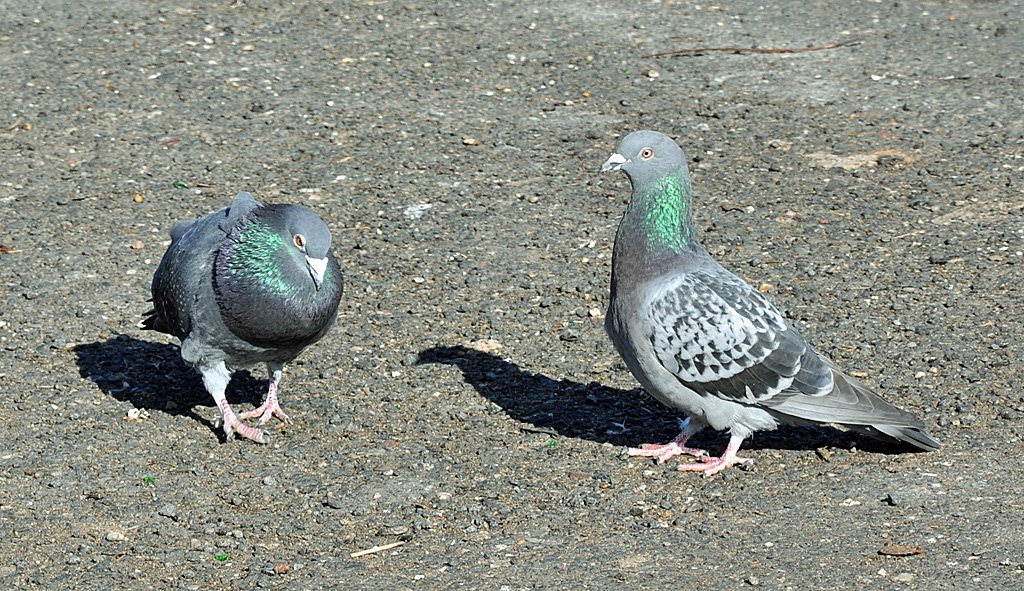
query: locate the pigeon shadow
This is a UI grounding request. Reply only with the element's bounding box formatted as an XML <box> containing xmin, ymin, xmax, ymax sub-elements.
<box><xmin>73</xmin><ymin>334</ymin><xmax>266</xmax><ymax>441</ymax></box>
<box><xmin>417</xmin><ymin>345</ymin><xmax>871</xmax><ymax>453</ymax></box>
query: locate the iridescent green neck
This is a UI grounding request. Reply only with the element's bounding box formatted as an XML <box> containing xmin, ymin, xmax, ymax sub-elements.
<box><xmin>640</xmin><ymin>172</ymin><xmax>693</xmax><ymax>252</ymax></box>
<box><xmin>229</xmin><ymin>220</ymin><xmax>296</xmax><ymax>296</ymax></box>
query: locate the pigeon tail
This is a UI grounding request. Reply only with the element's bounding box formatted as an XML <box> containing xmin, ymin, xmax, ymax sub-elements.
<box><xmin>138</xmin><ymin>308</ymin><xmax>166</xmax><ymax>332</ymax></box>
<box><xmin>845</xmin><ymin>423</ymin><xmax>940</xmax><ymax>452</ymax></box>
<box><xmin>763</xmin><ymin>359</ymin><xmax>939</xmax><ymax>452</ymax></box>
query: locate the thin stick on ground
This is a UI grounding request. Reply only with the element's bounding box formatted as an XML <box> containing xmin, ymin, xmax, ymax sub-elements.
<box><xmin>645</xmin><ymin>38</ymin><xmax>861</xmax><ymax>59</ymax></box>
<box><xmin>350</xmin><ymin>541</ymin><xmax>406</xmax><ymax>558</ymax></box>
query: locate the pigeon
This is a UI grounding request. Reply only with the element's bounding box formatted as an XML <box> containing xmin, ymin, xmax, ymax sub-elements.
<box><xmin>141</xmin><ymin>192</ymin><xmax>343</xmax><ymax>443</ymax></box>
<box><xmin>600</xmin><ymin>130</ymin><xmax>938</xmax><ymax>475</ymax></box>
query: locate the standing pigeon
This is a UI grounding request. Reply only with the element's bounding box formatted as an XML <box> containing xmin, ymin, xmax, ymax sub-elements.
<box><xmin>601</xmin><ymin>131</ymin><xmax>938</xmax><ymax>475</ymax></box>
<box><xmin>141</xmin><ymin>192</ymin><xmax>343</xmax><ymax>443</ymax></box>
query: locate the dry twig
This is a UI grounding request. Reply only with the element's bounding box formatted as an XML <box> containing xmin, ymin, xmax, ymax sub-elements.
<box><xmin>646</xmin><ymin>38</ymin><xmax>861</xmax><ymax>59</ymax></box>
<box><xmin>350</xmin><ymin>541</ymin><xmax>406</xmax><ymax>558</ymax></box>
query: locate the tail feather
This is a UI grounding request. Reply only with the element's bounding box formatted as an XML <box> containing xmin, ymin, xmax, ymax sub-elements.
<box><xmin>764</xmin><ymin>358</ymin><xmax>939</xmax><ymax>452</ymax></box>
<box><xmin>139</xmin><ymin>307</ymin><xmax>166</xmax><ymax>332</ymax></box>
<box><xmin>860</xmin><ymin>424</ymin><xmax>940</xmax><ymax>452</ymax></box>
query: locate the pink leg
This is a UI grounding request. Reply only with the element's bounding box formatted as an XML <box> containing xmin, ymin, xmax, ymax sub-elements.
<box><xmin>628</xmin><ymin>417</ymin><xmax>709</xmax><ymax>463</ymax></box>
<box><xmin>215</xmin><ymin>397</ymin><xmax>266</xmax><ymax>444</ymax></box>
<box><xmin>676</xmin><ymin>434</ymin><xmax>753</xmax><ymax>476</ymax></box>
<box><xmin>239</xmin><ymin>381</ymin><xmax>291</xmax><ymax>425</ymax></box>
<box><xmin>203</xmin><ymin>361</ymin><xmax>266</xmax><ymax>444</ymax></box>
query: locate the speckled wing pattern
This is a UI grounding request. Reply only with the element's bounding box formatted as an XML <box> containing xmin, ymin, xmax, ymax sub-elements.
<box><xmin>646</xmin><ymin>268</ymin><xmax>834</xmax><ymax>403</ymax></box>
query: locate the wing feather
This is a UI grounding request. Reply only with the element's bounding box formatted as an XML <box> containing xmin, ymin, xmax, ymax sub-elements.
<box><xmin>645</xmin><ymin>268</ymin><xmax>831</xmax><ymax>403</ymax></box>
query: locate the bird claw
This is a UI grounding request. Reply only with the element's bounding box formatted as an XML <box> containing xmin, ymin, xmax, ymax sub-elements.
<box><xmin>239</xmin><ymin>381</ymin><xmax>289</xmax><ymax>425</ymax></box>
<box><xmin>676</xmin><ymin>435</ymin><xmax>752</xmax><ymax>476</ymax></box>
<box><xmin>630</xmin><ymin>432</ymin><xmax>752</xmax><ymax>476</ymax></box>
<box><xmin>677</xmin><ymin>455</ymin><xmax>754</xmax><ymax>477</ymax></box>
<box><xmin>215</xmin><ymin>413</ymin><xmax>266</xmax><ymax>444</ymax></box>
<box><xmin>627</xmin><ymin>441</ymin><xmax>709</xmax><ymax>463</ymax></box>
<box><xmin>238</xmin><ymin>401</ymin><xmax>290</xmax><ymax>425</ymax></box>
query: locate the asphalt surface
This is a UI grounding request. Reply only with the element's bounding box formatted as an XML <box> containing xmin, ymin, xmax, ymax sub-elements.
<box><xmin>1</xmin><ymin>1</ymin><xmax>1022</xmax><ymax>589</ymax></box>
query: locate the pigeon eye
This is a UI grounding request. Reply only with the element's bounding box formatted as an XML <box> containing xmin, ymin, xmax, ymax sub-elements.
<box><xmin>293</xmin><ymin>234</ymin><xmax>306</xmax><ymax>250</ymax></box>
<box><xmin>639</xmin><ymin>147</ymin><xmax>654</xmax><ymax>160</ymax></box>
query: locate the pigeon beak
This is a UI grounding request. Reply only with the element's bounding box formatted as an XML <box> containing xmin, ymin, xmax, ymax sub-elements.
<box><xmin>601</xmin><ymin>153</ymin><xmax>627</xmax><ymax>173</ymax></box>
<box><xmin>305</xmin><ymin>255</ymin><xmax>328</xmax><ymax>290</ymax></box>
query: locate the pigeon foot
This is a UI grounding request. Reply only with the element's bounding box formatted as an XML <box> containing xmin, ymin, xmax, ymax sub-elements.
<box><xmin>215</xmin><ymin>409</ymin><xmax>267</xmax><ymax>444</ymax></box>
<box><xmin>677</xmin><ymin>455</ymin><xmax>753</xmax><ymax>476</ymax></box>
<box><xmin>676</xmin><ymin>434</ymin><xmax>751</xmax><ymax>476</ymax></box>
<box><xmin>239</xmin><ymin>382</ymin><xmax>290</xmax><ymax>425</ymax></box>
<box><xmin>627</xmin><ymin>417</ymin><xmax>707</xmax><ymax>463</ymax></box>
<box><xmin>628</xmin><ymin>440</ymin><xmax>709</xmax><ymax>463</ymax></box>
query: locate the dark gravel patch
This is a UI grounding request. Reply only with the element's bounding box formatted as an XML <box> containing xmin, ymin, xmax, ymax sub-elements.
<box><xmin>1</xmin><ymin>1</ymin><xmax>1022</xmax><ymax>589</ymax></box>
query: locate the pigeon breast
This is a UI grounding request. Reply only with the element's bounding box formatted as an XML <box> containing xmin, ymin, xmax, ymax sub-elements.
<box><xmin>213</xmin><ymin>207</ymin><xmax>343</xmax><ymax>349</ymax></box>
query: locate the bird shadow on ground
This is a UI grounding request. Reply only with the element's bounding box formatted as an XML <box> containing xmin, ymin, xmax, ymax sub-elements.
<box><xmin>418</xmin><ymin>345</ymin><xmax>882</xmax><ymax>454</ymax></box>
<box><xmin>73</xmin><ymin>334</ymin><xmax>265</xmax><ymax>441</ymax></box>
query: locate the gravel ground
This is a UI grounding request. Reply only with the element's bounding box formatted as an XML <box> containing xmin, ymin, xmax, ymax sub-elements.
<box><xmin>1</xmin><ymin>1</ymin><xmax>1022</xmax><ymax>589</ymax></box>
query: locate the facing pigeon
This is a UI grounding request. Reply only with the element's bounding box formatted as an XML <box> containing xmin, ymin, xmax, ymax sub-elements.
<box><xmin>141</xmin><ymin>192</ymin><xmax>343</xmax><ymax>443</ymax></box>
<box><xmin>601</xmin><ymin>131</ymin><xmax>938</xmax><ymax>475</ymax></box>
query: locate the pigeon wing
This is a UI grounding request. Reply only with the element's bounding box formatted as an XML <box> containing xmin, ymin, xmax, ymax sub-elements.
<box><xmin>142</xmin><ymin>192</ymin><xmax>262</xmax><ymax>337</ymax></box>
<box><xmin>645</xmin><ymin>268</ymin><xmax>833</xmax><ymax>403</ymax></box>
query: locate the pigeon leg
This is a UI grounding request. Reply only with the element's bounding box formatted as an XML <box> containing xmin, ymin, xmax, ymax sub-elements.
<box><xmin>240</xmin><ymin>362</ymin><xmax>290</xmax><ymax>425</ymax></box>
<box><xmin>627</xmin><ymin>417</ymin><xmax>709</xmax><ymax>463</ymax></box>
<box><xmin>203</xmin><ymin>362</ymin><xmax>266</xmax><ymax>444</ymax></box>
<box><xmin>676</xmin><ymin>433</ymin><xmax>752</xmax><ymax>476</ymax></box>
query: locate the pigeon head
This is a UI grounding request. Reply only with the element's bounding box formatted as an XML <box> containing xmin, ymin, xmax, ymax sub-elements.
<box><xmin>221</xmin><ymin>204</ymin><xmax>337</xmax><ymax>295</ymax></box>
<box><xmin>601</xmin><ymin>130</ymin><xmax>688</xmax><ymax>187</ymax></box>
<box><xmin>603</xmin><ymin>131</ymin><xmax>696</xmax><ymax>255</ymax></box>
<box><xmin>272</xmin><ymin>205</ymin><xmax>334</xmax><ymax>291</ymax></box>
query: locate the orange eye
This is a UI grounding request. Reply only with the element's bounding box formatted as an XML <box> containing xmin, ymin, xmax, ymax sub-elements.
<box><xmin>639</xmin><ymin>147</ymin><xmax>654</xmax><ymax>160</ymax></box>
<box><xmin>294</xmin><ymin>234</ymin><xmax>306</xmax><ymax>249</ymax></box>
